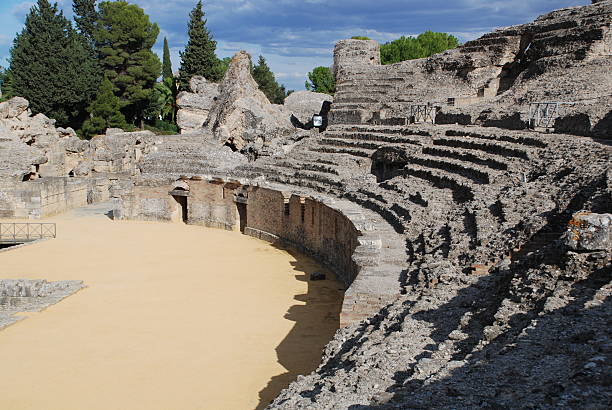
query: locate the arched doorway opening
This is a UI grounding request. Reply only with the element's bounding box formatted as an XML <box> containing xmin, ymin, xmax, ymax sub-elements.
<box><xmin>169</xmin><ymin>182</ymin><xmax>190</xmax><ymax>223</ymax></box>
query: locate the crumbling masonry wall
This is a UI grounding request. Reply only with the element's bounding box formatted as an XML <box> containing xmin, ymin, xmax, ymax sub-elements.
<box><xmin>0</xmin><ymin>177</ymin><xmax>109</xmax><ymax>219</ymax></box>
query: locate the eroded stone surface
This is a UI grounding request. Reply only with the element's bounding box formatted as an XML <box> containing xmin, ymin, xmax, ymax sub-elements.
<box><xmin>176</xmin><ymin>76</ymin><xmax>220</xmax><ymax>133</ymax></box>
<box><xmin>0</xmin><ymin>279</ymin><xmax>84</xmax><ymax>329</ymax></box>
<box><xmin>564</xmin><ymin>211</ymin><xmax>612</xmax><ymax>251</ymax></box>
<box><xmin>204</xmin><ymin>51</ymin><xmax>294</xmax><ymax>150</ymax></box>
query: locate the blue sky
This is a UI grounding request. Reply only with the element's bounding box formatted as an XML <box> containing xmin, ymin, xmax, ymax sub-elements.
<box><xmin>0</xmin><ymin>0</ymin><xmax>590</xmax><ymax>91</ymax></box>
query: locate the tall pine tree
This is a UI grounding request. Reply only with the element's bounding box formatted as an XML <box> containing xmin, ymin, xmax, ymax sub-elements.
<box><xmin>95</xmin><ymin>1</ymin><xmax>161</xmax><ymax>127</ymax></box>
<box><xmin>73</xmin><ymin>0</ymin><xmax>99</xmax><ymax>45</ymax></box>
<box><xmin>82</xmin><ymin>76</ymin><xmax>127</xmax><ymax>138</ymax></box>
<box><xmin>9</xmin><ymin>0</ymin><xmax>99</xmax><ymax>128</ymax></box>
<box><xmin>179</xmin><ymin>0</ymin><xmax>220</xmax><ymax>89</ymax></box>
<box><xmin>252</xmin><ymin>56</ymin><xmax>287</xmax><ymax>104</ymax></box>
<box><xmin>162</xmin><ymin>37</ymin><xmax>173</xmax><ymax>81</ymax></box>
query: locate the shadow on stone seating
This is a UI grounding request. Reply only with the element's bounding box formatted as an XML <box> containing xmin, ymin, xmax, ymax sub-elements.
<box><xmin>345</xmin><ymin>177</ymin><xmax>612</xmax><ymax>408</ymax></box>
<box><xmin>256</xmin><ymin>244</ymin><xmax>344</xmax><ymax>409</ymax></box>
<box><xmin>349</xmin><ymin>262</ymin><xmax>611</xmax><ymax>409</ymax></box>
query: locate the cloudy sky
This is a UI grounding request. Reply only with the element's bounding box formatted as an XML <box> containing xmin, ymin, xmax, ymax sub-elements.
<box><xmin>0</xmin><ymin>0</ymin><xmax>590</xmax><ymax>91</ymax></box>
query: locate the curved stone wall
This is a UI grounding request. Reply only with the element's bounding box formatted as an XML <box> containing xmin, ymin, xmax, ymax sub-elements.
<box><xmin>114</xmin><ymin>175</ymin><xmax>405</xmax><ymax>326</ymax></box>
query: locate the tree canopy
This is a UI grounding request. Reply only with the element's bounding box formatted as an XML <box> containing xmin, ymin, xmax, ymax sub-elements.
<box><xmin>179</xmin><ymin>0</ymin><xmax>221</xmax><ymax>89</ymax></box>
<box><xmin>9</xmin><ymin>0</ymin><xmax>100</xmax><ymax>128</ymax></box>
<box><xmin>380</xmin><ymin>31</ymin><xmax>459</xmax><ymax>65</ymax></box>
<box><xmin>305</xmin><ymin>66</ymin><xmax>335</xmax><ymax>95</ymax></box>
<box><xmin>81</xmin><ymin>76</ymin><xmax>127</xmax><ymax>138</ymax></box>
<box><xmin>145</xmin><ymin>77</ymin><xmax>177</xmax><ymax>123</ymax></box>
<box><xmin>252</xmin><ymin>55</ymin><xmax>288</xmax><ymax>104</ymax></box>
<box><xmin>95</xmin><ymin>0</ymin><xmax>161</xmax><ymax>126</ymax></box>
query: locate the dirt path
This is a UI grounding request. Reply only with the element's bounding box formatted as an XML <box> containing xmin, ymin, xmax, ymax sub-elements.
<box><xmin>0</xmin><ymin>204</ymin><xmax>343</xmax><ymax>409</ymax></box>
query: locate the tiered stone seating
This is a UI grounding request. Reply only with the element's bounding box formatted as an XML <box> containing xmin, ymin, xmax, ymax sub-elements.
<box><xmin>242</xmin><ymin>122</ymin><xmax>553</xmax><ymax>291</ymax></box>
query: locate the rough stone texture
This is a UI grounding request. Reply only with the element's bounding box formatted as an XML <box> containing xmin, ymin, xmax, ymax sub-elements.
<box><xmin>204</xmin><ymin>51</ymin><xmax>294</xmax><ymax>150</ymax></box>
<box><xmin>0</xmin><ymin>125</ymin><xmax>48</xmax><ymax>182</ymax></box>
<box><xmin>564</xmin><ymin>211</ymin><xmax>612</xmax><ymax>251</ymax></box>
<box><xmin>0</xmin><ymin>279</ymin><xmax>84</xmax><ymax>329</ymax></box>
<box><xmin>176</xmin><ymin>76</ymin><xmax>220</xmax><ymax>134</ymax></box>
<box><xmin>138</xmin><ymin>135</ymin><xmax>248</xmax><ymax>176</ymax></box>
<box><xmin>330</xmin><ymin>1</ymin><xmax>612</xmax><ymax>138</ymax></box>
<box><xmin>176</xmin><ymin>61</ymin><xmax>331</xmax><ymax>147</ymax></box>
<box><xmin>90</xmin><ymin>130</ymin><xmax>157</xmax><ymax>174</ymax></box>
<box><xmin>0</xmin><ymin>96</ymin><xmax>29</xmax><ymax>119</ymax></box>
<box><xmin>105</xmin><ymin>128</ymin><xmax>124</xmax><ymax>135</ymax></box>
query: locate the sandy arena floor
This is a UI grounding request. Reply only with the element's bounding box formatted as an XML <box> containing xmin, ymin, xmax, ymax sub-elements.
<box><xmin>0</xmin><ymin>203</ymin><xmax>343</xmax><ymax>409</ymax></box>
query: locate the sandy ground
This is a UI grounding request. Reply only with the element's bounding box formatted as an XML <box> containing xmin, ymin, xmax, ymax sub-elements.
<box><xmin>0</xmin><ymin>203</ymin><xmax>343</xmax><ymax>409</ymax></box>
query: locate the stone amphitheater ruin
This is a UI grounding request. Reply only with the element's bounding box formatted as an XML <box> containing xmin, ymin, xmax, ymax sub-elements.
<box><xmin>1</xmin><ymin>1</ymin><xmax>611</xmax><ymax>408</ymax></box>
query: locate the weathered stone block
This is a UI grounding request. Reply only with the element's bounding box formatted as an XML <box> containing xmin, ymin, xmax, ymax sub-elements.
<box><xmin>564</xmin><ymin>211</ymin><xmax>612</xmax><ymax>251</ymax></box>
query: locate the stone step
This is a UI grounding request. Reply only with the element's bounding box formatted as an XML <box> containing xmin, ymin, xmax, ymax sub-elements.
<box><xmin>327</xmin><ymin>125</ymin><xmax>432</xmax><ymax>137</ymax></box>
<box><xmin>378</xmin><ymin>181</ymin><xmax>430</xmax><ymax>207</ymax></box>
<box><xmin>319</xmin><ymin>137</ymin><xmax>384</xmax><ymax>151</ymax></box>
<box><xmin>332</xmin><ymin>94</ymin><xmax>382</xmax><ymax>104</ymax></box>
<box><xmin>342</xmin><ymin>192</ymin><xmax>407</xmax><ymax>234</ymax></box>
<box><xmin>275</xmin><ymin>160</ymin><xmax>340</xmax><ymax>176</ymax></box>
<box><xmin>257</xmin><ymin>164</ymin><xmax>344</xmax><ymax>188</ymax></box>
<box><xmin>443</xmin><ymin>129</ymin><xmax>547</xmax><ymax>148</ymax></box>
<box><xmin>405</xmin><ymin>153</ymin><xmax>493</xmax><ymax>184</ymax></box>
<box><xmin>324</xmin><ymin>131</ymin><xmax>425</xmax><ymax>146</ymax></box>
<box><xmin>262</xmin><ymin>172</ymin><xmax>342</xmax><ymax>195</ymax></box>
<box><xmin>310</xmin><ymin>146</ymin><xmax>373</xmax><ymax>158</ymax></box>
<box><xmin>421</xmin><ymin>146</ymin><xmax>510</xmax><ymax>171</ymax></box>
<box><xmin>401</xmin><ymin>164</ymin><xmax>475</xmax><ymax>203</ymax></box>
<box><xmin>432</xmin><ymin>137</ymin><xmax>530</xmax><ymax>160</ymax></box>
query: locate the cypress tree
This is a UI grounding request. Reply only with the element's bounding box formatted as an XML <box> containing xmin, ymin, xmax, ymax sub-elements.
<box><xmin>82</xmin><ymin>76</ymin><xmax>127</xmax><ymax>138</ymax></box>
<box><xmin>73</xmin><ymin>0</ymin><xmax>99</xmax><ymax>45</ymax></box>
<box><xmin>95</xmin><ymin>1</ymin><xmax>161</xmax><ymax>127</ymax></box>
<box><xmin>252</xmin><ymin>55</ymin><xmax>286</xmax><ymax>104</ymax></box>
<box><xmin>9</xmin><ymin>0</ymin><xmax>99</xmax><ymax>128</ymax></box>
<box><xmin>179</xmin><ymin>0</ymin><xmax>221</xmax><ymax>89</ymax></box>
<box><xmin>162</xmin><ymin>37</ymin><xmax>173</xmax><ymax>81</ymax></box>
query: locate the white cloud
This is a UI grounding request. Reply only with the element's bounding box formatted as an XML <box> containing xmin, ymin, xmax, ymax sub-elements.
<box><xmin>11</xmin><ymin>1</ymin><xmax>34</xmax><ymax>20</ymax></box>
